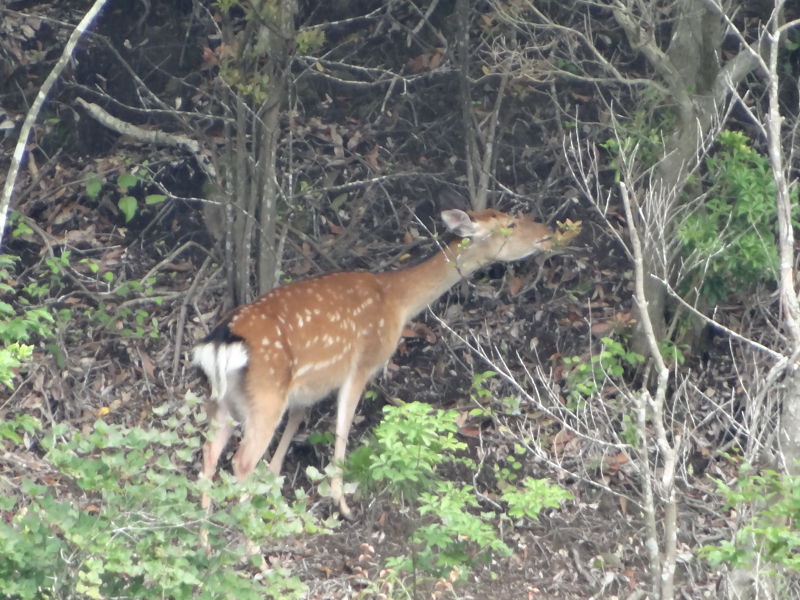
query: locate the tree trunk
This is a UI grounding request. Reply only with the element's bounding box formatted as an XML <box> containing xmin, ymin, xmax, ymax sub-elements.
<box><xmin>613</xmin><ymin>0</ymin><xmax>724</xmax><ymax>357</ymax></box>
<box><xmin>215</xmin><ymin>0</ymin><xmax>296</xmax><ymax>305</ymax></box>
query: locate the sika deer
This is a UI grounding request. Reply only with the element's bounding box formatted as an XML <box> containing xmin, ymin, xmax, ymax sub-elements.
<box><xmin>194</xmin><ymin>208</ymin><xmax>552</xmax><ymax>518</ymax></box>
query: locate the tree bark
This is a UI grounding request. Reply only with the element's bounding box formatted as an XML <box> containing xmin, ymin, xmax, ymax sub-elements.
<box><xmin>612</xmin><ymin>0</ymin><xmax>725</xmax><ymax>356</ymax></box>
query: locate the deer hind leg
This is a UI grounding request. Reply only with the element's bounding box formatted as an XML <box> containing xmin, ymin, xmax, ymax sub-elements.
<box><xmin>224</xmin><ymin>386</ymin><xmax>288</xmax><ymax>560</ymax></box>
<box><xmin>269</xmin><ymin>405</ymin><xmax>308</xmax><ymax>477</ymax></box>
<box><xmin>201</xmin><ymin>404</ymin><xmax>235</xmax><ymax>508</ymax></box>
<box><xmin>200</xmin><ymin>402</ymin><xmax>234</xmax><ymax>550</ymax></box>
<box><xmin>331</xmin><ymin>369</ymin><xmax>370</xmax><ymax>519</ymax></box>
<box><xmin>201</xmin><ymin>367</ymin><xmax>248</xmax><ymax>507</ymax></box>
<box><xmin>232</xmin><ymin>388</ymin><xmax>289</xmax><ymax>482</ymax></box>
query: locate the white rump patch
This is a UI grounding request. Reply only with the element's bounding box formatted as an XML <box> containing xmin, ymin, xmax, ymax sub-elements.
<box><xmin>193</xmin><ymin>342</ymin><xmax>249</xmax><ymax>402</ymax></box>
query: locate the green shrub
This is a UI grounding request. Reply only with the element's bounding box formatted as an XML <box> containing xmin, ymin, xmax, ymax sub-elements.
<box><xmin>385</xmin><ymin>481</ymin><xmax>511</xmax><ymax>579</ymax></box>
<box><xmin>501</xmin><ymin>477</ymin><xmax>573</xmax><ymax>521</ymax></box>
<box><xmin>700</xmin><ymin>465</ymin><xmax>800</xmax><ymax>574</ymax></box>
<box><xmin>677</xmin><ymin>130</ymin><xmax>796</xmax><ymax>302</ymax></box>
<box><xmin>347</xmin><ymin>401</ymin><xmax>469</xmax><ymax>500</ymax></box>
<box><xmin>562</xmin><ymin>337</ymin><xmax>644</xmax><ymax>409</ymax></box>
<box><xmin>0</xmin><ymin>254</ymin><xmax>55</xmax><ymax>388</ymax></box>
<box><xmin>0</xmin><ymin>402</ymin><xmax>331</xmax><ymax>600</ymax></box>
<box><xmin>350</xmin><ymin>401</ymin><xmax>571</xmax><ymax>586</ymax></box>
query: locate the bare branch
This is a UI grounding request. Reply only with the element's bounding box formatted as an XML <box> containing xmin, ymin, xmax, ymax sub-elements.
<box><xmin>75</xmin><ymin>98</ymin><xmax>217</xmax><ymax>180</ymax></box>
<box><xmin>1</xmin><ymin>0</ymin><xmax>111</xmax><ymax>248</ymax></box>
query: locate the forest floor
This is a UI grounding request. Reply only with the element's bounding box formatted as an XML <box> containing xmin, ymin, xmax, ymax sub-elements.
<box><xmin>1</xmin><ymin>137</ymin><xmax>735</xmax><ymax>599</ymax></box>
<box><xmin>0</xmin><ymin>3</ymin><xmax>757</xmax><ymax>598</ymax></box>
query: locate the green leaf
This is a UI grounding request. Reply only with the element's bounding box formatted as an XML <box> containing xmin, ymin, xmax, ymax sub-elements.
<box><xmin>306</xmin><ymin>465</ymin><xmax>324</xmax><ymax>481</ymax></box>
<box><xmin>145</xmin><ymin>194</ymin><xmax>167</xmax><ymax>204</ymax></box>
<box><xmin>46</xmin><ymin>343</ymin><xmax>65</xmax><ymax>368</ymax></box>
<box><xmin>118</xmin><ymin>196</ymin><xmax>137</xmax><ymax>222</ymax></box>
<box><xmin>330</xmin><ymin>193</ymin><xmax>348</xmax><ymax>211</ymax></box>
<box><xmin>86</xmin><ymin>174</ymin><xmax>103</xmax><ymax>199</ymax></box>
<box><xmin>117</xmin><ymin>174</ymin><xmax>138</xmax><ymax>189</ymax></box>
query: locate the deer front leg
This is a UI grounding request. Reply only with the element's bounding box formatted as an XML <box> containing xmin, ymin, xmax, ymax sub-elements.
<box><xmin>331</xmin><ymin>370</ymin><xmax>369</xmax><ymax>520</ymax></box>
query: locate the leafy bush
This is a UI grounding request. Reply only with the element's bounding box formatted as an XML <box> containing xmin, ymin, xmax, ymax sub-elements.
<box><xmin>562</xmin><ymin>337</ymin><xmax>644</xmax><ymax>408</ymax></box>
<box><xmin>501</xmin><ymin>477</ymin><xmax>573</xmax><ymax>521</ymax></box>
<box><xmin>468</xmin><ymin>371</ymin><xmax>523</xmax><ymax>417</ymax></box>
<box><xmin>347</xmin><ymin>401</ymin><xmax>469</xmax><ymax>499</ymax></box>
<box><xmin>0</xmin><ymin>400</ymin><xmax>331</xmax><ymax>600</ymax></box>
<box><xmin>350</xmin><ymin>402</ymin><xmax>571</xmax><ymax>585</ymax></box>
<box><xmin>0</xmin><ymin>254</ymin><xmax>54</xmax><ymax>388</ymax></box>
<box><xmin>385</xmin><ymin>481</ymin><xmax>511</xmax><ymax>579</ymax></box>
<box><xmin>677</xmin><ymin>130</ymin><xmax>795</xmax><ymax>302</ymax></box>
<box><xmin>701</xmin><ymin>465</ymin><xmax>800</xmax><ymax>575</ymax></box>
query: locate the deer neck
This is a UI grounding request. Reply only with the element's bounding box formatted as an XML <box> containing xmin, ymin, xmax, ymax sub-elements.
<box><xmin>380</xmin><ymin>239</ymin><xmax>491</xmax><ymax>322</ymax></box>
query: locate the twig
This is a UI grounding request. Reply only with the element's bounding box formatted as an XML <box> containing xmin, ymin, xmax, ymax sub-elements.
<box><xmin>74</xmin><ymin>98</ymin><xmax>217</xmax><ymax>181</ymax></box>
<box><xmin>172</xmin><ymin>256</ymin><xmax>212</xmax><ymax>382</ymax></box>
<box><xmin>192</xmin><ymin>267</ymin><xmax>223</xmax><ymax>337</ymax></box>
<box><xmin>284</xmin><ymin>234</ymin><xmax>325</xmax><ymax>276</ymax></box>
<box><xmin>14</xmin><ymin>145</ymin><xmax>66</xmax><ymax>210</ymax></box>
<box><xmin>285</xmin><ymin>224</ymin><xmax>340</xmax><ymax>271</ymax></box>
<box><xmin>654</xmin><ymin>276</ymin><xmax>785</xmax><ymax>361</ymax></box>
<box><xmin>291</xmin><ymin>172</ymin><xmax>419</xmax><ymax>201</ymax></box>
<box><xmin>22</xmin><ymin>217</ymin><xmax>55</xmax><ymax>259</ymax></box>
<box><xmin>570</xmin><ymin>547</ymin><xmax>596</xmax><ymax>585</ymax></box>
<box><xmin>135</xmin><ymin>241</ymin><xmax>213</xmax><ymax>290</ymax></box>
<box><xmin>619</xmin><ymin>181</ymin><xmax>675</xmax><ymax>599</ymax></box>
<box><xmin>135</xmin><ymin>198</ymin><xmax>176</xmax><ymax>244</ymax></box>
<box><xmin>0</xmin><ymin>362</ymin><xmax>45</xmax><ymax>413</ymax></box>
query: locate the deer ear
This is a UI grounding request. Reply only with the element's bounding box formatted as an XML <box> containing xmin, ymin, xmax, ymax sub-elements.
<box><xmin>441</xmin><ymin>210</ymin><xmax>480</xmax><ymax>237</ymax></box>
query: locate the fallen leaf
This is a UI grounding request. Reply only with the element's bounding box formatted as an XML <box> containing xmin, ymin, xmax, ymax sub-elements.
<box><xmin>22</xmin><ymin>394</ymin><xmax>42</xmax><ymax>409</ymax></box>
<box><xmin>366</xmin><ymin>144</ymin><xmax>379</xmax><ymax>170</ymax></box>
<box><xmin>408</xmin><ymin>53</ymin><xmax>430</xmax><ymax>72</ymax></box>
<box><xmin>458</xmin><ymin>426</ymin><xmax>481</xmax><ymax>437</ymax></box>
<box><xmin>509</xmin><ymin>275</ymin><xmax>523</xmax><ymax>296</ymax></box>
<box><xmin>140</xmin><ymin>352</ymin><xmax>155</xmax><ymax>379</ymax></box>
<box><xmin>347</xmin><ymin>130</ymin><xmax>362</xmax><ymax>150</ymax></box>
<box><xmin>624</xmin><ymin>569</ymin><xmax>636</xmax><ymax>589</ymax></box>
<box><xmin>291</xmin><ymin>260</ymin><xmax>312</xmax><ymax>275</ymax></box>
<box><xmin>416</xmin><ymin>323</ymin><xmax>436</xmax><ymax>343</ymax></box>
